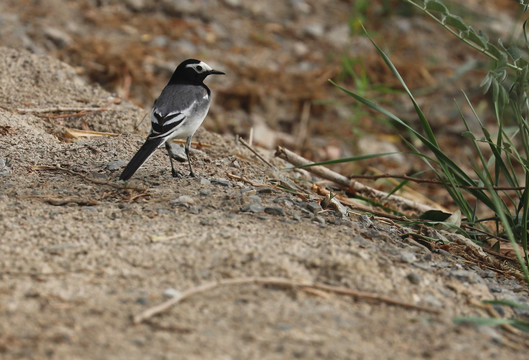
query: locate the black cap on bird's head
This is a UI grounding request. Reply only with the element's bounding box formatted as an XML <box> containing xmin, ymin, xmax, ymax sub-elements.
<box><xmin>169</xmin><ymin>59</ymin><xmax>225</xmax><ymax>84</ymax></box>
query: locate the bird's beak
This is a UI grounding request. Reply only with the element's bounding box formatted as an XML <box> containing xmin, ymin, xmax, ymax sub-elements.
<box><xmin>209</xmin><ymin>69</ymin><xmax>225</xmax><ymax>75</ymax></box>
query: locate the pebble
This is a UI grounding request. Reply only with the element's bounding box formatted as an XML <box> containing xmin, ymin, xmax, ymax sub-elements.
<box><xmin>170</xmin><ymin>195</ymin><xmax>195</xmax><ymax>206</ymax></box>
<box><xmin>246</xmin><ymin>195</ymin><xmax>262</xmax><ymax>204</ymax></box>
<box><xmin>358</xmin><ymin>214</ymin><xmax>374</xmax><ymax>228</ymax></box>
<box><xmin>399</xmin><ymin>252</ymin><xmax>417</xmax><ymax>264</ymax></box>
<box><xmin>157</xmin><ymin>208</ymin><xmax>173</xmax><ymax>216</ymax></box>
<box><xmin>199</xmin><ymin>189</ymin><xmax>211</xmax><ymax>196</ymax></box>
<box><xmin>43</xmin><ymin>26</ymin><xmax>72</xmax><ymax>48</ymax></box>
<box><xmin>107</xmin><ymin>160</ymin><xmax>128</xmax><ymax>171</ymax></box>
<box><xmin>449</xmin><ymin>269</ymin><xmax>484</xmax><ymax>284</ymax></box>
<box><xmin>199</xmin><ymin>217</ymin><xmax>215</xmax><ymax>226</ymax></box>
<box><xmin>264</xmin><ymin>207</ymin><xmax>285</xmax><ymax>216</ymax></box>
<box><xmin>313</xmin><ymin>216</ymin><xmax>325</xmax><ymax>225</ymax></box>
<box><xmin>163</xmin><ymin>288</ymin><xmax>181</xmax><ymax>298</ymax></box>
<box><xmin>189</xmin><ymin>206</ymin><xmax>201</xmax><ymax>214</ymax></box>
<box><xmin>241</xmin><ymin>203</ymin><xmax>264</xmax><ymax>213</ymax></box>
<box><xmin>305</xmin><ymin>201</ymin><xmax>322</xmax><ymax>214</ymax></box>
<box><xmin>166</xmin><ymin>142</ymin><xmax>187</xmax><ymax>161</ymax></box>
<box><xmin>422</xmin><ymin>294</ymin><xmax>443</xmax><ymax>308</ymax></box>
<box><xmin>91</xmin><ymin>172</ymin><xmax>107</xmax><ymax>179</ymax></box>
<box><xmin>135</xmin><ymin>297</ymin><xmax>148</xmax><ymax>305</ymax></box>
<box><xmin>162</xmin><ymin>0</ymin><xmax>201</xmax><ymax>15</ymax></box>
<box><xmin>199</xmin><ymin>178</ymin><xmax>211</xmax><ymax>186</ymax></box>
<box><xmin>406</xmin><ymin>272</ymin><xmax>422</xmax><ymax>284</ymax></box>
<box><xmin>123</xmin><ymin>0</ymin><xmax>146</xmax><ymax>11</ymax></box>
<box><xmin>210</xmin><ymin>177</ymin><xmax>232</xmax><ymax>187</ymax></box>
<box><xmin>0</xmin><ymin>157</ymin><xmax>10</xmax><ymax>176</ymax></box>
<box><xmin>303</xmin><ymin>23</ymin><xmax>325</xmax><ymax>38</ymax></box>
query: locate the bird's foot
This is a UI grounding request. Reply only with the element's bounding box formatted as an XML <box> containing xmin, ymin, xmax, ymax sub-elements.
<box><xmin>171</xmin><ymin>169</ymin><xmax>184</xmax><ymax>178</ymax></box>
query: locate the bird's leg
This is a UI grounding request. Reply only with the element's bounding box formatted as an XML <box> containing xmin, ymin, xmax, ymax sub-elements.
<box><xmin>165</xmin><ymin>142</ymin><xmax>181</xmax><ymax>178</ymax></box>
<box><xmin>185</xmin><ymin>136</ymin><xmax>195</xmax><ymax>177</ymax></box>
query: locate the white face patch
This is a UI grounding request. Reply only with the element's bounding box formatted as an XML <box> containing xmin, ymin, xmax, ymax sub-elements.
<box><xmin>186</xmin><ymin>61</ymin><xmax>213</xmax><ymax>74</ymax></box>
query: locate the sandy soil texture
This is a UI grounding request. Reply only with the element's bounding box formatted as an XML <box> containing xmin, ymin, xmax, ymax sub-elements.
<box><xmin>1</xmin><ymin>46</ymin><xmax>528</xmax><ymax>359</ymax></box>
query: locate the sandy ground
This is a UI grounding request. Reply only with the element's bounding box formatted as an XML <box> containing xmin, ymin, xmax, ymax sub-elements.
<box><xmin>1</xmin><ymin>46</ymin><xmax>529</xmax><ymax>359</ymax></box>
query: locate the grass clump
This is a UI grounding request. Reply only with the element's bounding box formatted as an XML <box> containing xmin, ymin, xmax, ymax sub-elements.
<box><xmin>333</xmin><ymin>0</ymin><xmax>529</xmax><ymax>285</ymax></box>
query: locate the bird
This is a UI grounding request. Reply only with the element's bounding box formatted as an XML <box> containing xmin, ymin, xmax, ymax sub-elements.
<box><xmin>119</xmin><ymin>59</ymin><xmax>224</xmax><ymax>181</ymax></box>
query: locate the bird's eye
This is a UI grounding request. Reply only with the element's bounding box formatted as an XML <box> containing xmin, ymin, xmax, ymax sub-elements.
<box><xmin>196</xmin><ymin>65</ymin><xmax>203</xmax><ymax>72</ymax></box>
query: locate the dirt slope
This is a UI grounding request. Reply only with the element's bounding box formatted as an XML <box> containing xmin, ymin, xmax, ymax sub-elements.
<box><xmin>0</xmin><ymin>47</ymin><xmax>528</xmax><ymax>359</ymax></box>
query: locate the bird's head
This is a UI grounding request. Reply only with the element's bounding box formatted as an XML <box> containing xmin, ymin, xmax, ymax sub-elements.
<box><xmin>171</xmin><ymin>59</ymin><xmax>225</xmax><ymax>84</ymax></box>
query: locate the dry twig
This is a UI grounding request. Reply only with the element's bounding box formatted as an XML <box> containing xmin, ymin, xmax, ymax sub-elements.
<box><xmin>22</xmin><ymin>195</ymin><xmax>99</xmax><ymax>206</ymax></box>
<box><xmin>132</xmin><ymin>276</ymin><xmax>441</xmax><ymax>324</ymax></box>
<box><xmin>275</xmin><ymin>146</ymin><xmax>435</xmax><ymax>214</ymax></box>
<box><xmin>239</xmin><ymin>137</ymin><xmax>275</xmax><ymax>168</ymax></box>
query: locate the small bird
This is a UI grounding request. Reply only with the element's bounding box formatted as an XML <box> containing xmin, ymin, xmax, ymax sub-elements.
<box><xmin>120</xmin><ymin>59</ymin><xmax>224</xmax><ymax>181</ymax></box>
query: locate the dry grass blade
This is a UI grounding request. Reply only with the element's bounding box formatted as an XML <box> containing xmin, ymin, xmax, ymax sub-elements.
<box><xmin>64</xmin><ymin>128</ymin><xmax>119</xmax><ymax>138</ymax></box>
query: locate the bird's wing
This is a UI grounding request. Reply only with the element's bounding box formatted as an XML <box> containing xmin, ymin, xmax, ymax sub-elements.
<box><xmin>147</xmin><ymin>84</ymin><xmax>207</xmax><ymax>140</ymax></box>
<box><xmin>149</xmin><ymin>109</ymin><xmax>188</xmax><ymax>139</ymax></box>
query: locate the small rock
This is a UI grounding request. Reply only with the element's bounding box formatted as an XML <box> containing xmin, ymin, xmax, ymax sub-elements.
<box><xmin>166</xmin><ymin>142</ymin><xmax>187</xmax><ymax>161</ymax></box>
<box><xmin>244</xmin><ymin>195</ymin><xmax>262</xmax><ymax>204</ymax></box>
<box><xmin>0</xmin><ymin>157</ymin><xmax>10</xmax><ymax>176</ymax></box>
<box><xmin>313</xmin><ymin>216</ymin><xmax>325</xmax><ymax>225</ymax></box>
<box><xmin>199</xmin><ymin>178</ymin><xmax>211</xmax><ymax>186</ymax></box>
<box><xmin>189</xmin><ymin>206</ymin><xmax>201</xmax><ymax>214</ymax></box>
<box><xmin>224</xmin><ymin>0</ymin><xmax>241</xmax><ymax>7</ymax></box>
<box><xmin>124</xmin><ymin>0</ymin><xmax>147</xmax><ymax>11</ymax></box>
<box><xmin>163</xmin><ymin>288</ymin><xmax>181</xmax><ymax>298</ymax></box>
<box><xmin>399</xmin><ymin>252</ymin><xmax>417</xmax><ymax>264</ymax></box>
<box><xmin>303</xmin><ymin>23</ymin><xmax>325</xmax><ymax>38</ymax></box>
<box><xmin>91</xmin><ymin>172</ymin><xmax>107</xmax><ymax>179</ymax></box>
<box><xmin>44</xmin><ymin>27</ymin><xmax>72</xmax><ymax>48</ymax></box>
<box><xmin>264</xmin><ymin>207</ymin><xmax>285</xmax><ymax>216</ymax></box>
<box><xmin>299</xmin><ymin>208</ymin><xmax>312</xmax><ymax>218</ymax></box>
<box><xmin>210</xmin><ymin>178</ymin><xmax>232</xmax><ymax>187</ymax></box>
<box><xmin>422</xmin><ymin>294</ymin><xmax>443</xmax><ymax>308</ymax></box>
<box><xmin>358</xmin><ymin>214</ymin><xmax>374</xmax><ymax>228</ymax></box>
<box><xmin>450</xmin><ymin>269</ymin><xmax>484</xmax><ymax>284</ymax></box>
<box><xmin>107</xmin><ymin>160</ymin><xmax>128</xmax><ymax>171</ymax></box>
<box><xmin>325</xmin><ymin>24</ymin><xmax>351</xmax><ymax>48</ymax></box>
<box><xmin>199</xmin><ymin>217</ymin><xmax>215</xmax><ymax>226</ymax></box>
<box><xmin>406</xmin><ymin>272</ymin><xmax>422</xmax><ymax>284</ymax></box>
<box><xmin>171</xmin><ymin>195</ymin><xmax>195</xmax><ymax>206</ymax></box>
<box><xmin>135</xmin><ymin>297</ymin><xmax>148</xmax><ymax>305</ymax></box>
<box><xmin>241</xmin><ymin>203</ymin><xmax>264</xmax><ymax>213</ymax></box>
<box><xmin>157</xmin><ymin>208</ymin><xmax>173</xmax><ymax>216</ymax></box>
<box><xmin>487</xmin><ymin>284</ymin><xmax>502</xmax><ymax>293</ymax></box>
<box><xmin>161</xmin><ymin>0</ymin><xmax>202</xmax><ymax>15</ymax></box>
<box><xmin>305</xmin><ymin>201</ymin><xmax>322</xmax><ymax>214</ymax></box>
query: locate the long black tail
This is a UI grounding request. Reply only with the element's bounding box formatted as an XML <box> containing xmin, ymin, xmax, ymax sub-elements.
<box><xmin>120</xmin><ymin>137</ymin><xmax>165</xmax><ymax>180</ymax></box>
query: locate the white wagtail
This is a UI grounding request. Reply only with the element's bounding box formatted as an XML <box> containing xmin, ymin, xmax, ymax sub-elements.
<box><xmin>120</xmin><ymin>59</ymin><xmax>224</xmax><ymax>181</ymax></box>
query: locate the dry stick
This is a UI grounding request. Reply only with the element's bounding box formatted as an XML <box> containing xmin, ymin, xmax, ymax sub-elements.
<box><xmin>22</xmin><ymin>195</ymin><xmax>99</xmax><ymax>206</ymax></box>
<box><xmin>132</xmin><ymin>276</ymin><xmax>441</xmax><ymax>324</ymax></box>
<box><xmin>275</xmin><ymin>146</ymin><xmax>435</xmax><ymax>214</ymax></box>
<box><xmin>239</xmin><ymin>137</ymin><xmax>275</xmax><ymax>169</ymax></box>
<box><xmin>226</xmin><ymin>172</ymin><xmax>273</xmax><ymax>187</ymax></box>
